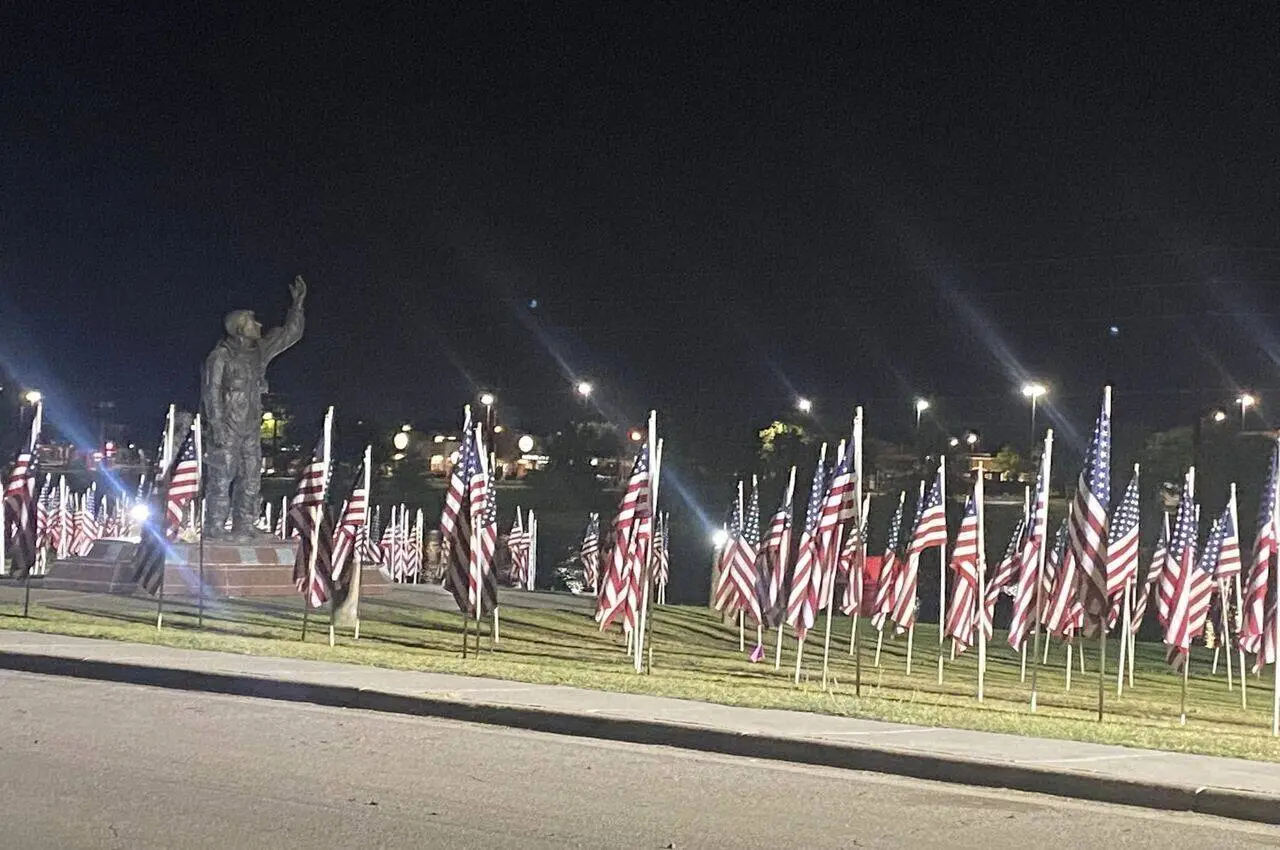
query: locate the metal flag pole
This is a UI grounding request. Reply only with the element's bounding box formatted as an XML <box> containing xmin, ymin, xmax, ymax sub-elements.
<box><xmin>1097</xmin><ymin>387</ymin><xmax>1113</xmax><ymax>723</ymax></box>
<box><xmin>936</xmin><ymin>455</ymin><xmax>949</xmax><ymax>686</ymax></box>
<box><xmin>1178</xmin><ymin>468</ymin><xmax>1198</xmax><ymax>726</ymax></box>
<box><xmin>775</xmin><ymin>466</ymin><xmax>796</xmax><ymax>671</ymax></box>
<box><xmin>850</xmin><ymin>408</ymin><xmax>866</xmax><ymax>697</ymax></box>
<box><xmin>1029</xmin><ymin>429</ymin><xmax>1055</xmax><ymax>712</ymax></box>
<box><xmin>976</xmin><ymin>461</ymin><xmax>988</xmax><ymax>702</ymax></box>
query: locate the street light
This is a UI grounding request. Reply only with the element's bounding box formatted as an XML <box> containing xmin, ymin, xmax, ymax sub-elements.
<box><xmin>965</xmin><ymin>431</ymin><xmax>979</xmax><ymax>447</ymax></box>
<box><xmin>1212</xmin><ymin>409</ymin><xmax>1228</xmax><ymax>423</ymax></box>
<box><xmin>914</xmin><ymin>398</ymin><xmax>931</xmax><ymax>429</ymax></box>
<box><xmin>576</xmin><ymin>381</ymin><xmax>593</xmax><ymax>398</ymax></box>
<box><xmin>1021</xmin><ymin>382</ymin><xmax>1048</xmax><ymax>442</ymax></box>
<box><xmin>22</xmin><ymin>390</ymin><xmax>41</xmax><ymax>404</ymax></box>
<box><xmin>479</xmin><ymin>392</ymin><xmax>495</xmax><ymax>407</ymax></box>
<box><xmin>948</xmin><ymin>437</ymin><xmax>960</xmax><ymax>448</ymax></box>
<box><xmin>1239</xmin><ymin>393</ymin><xmax>1257</xmax><ymax>428</ymax></box>
<box><xmin>796</xmin><ymin>397</ymin><xmax>813</xmax><ymax>414</ymax></box>
<box><xmin>392</xmin><ymin>432</ymin><xmax>410</xmax><ymax>451</ymax></box>
<box><xmin>628</xmin><ymin>428</ymin><xmax>644</xmax><ymax>442</ymax></box>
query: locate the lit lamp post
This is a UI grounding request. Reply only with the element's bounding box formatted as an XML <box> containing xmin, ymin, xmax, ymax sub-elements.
<box><xmin>1212</xmin><ymin>409</ymin><xmax>1227</xmax><ymax>423</ymax></box>
<box><xmin>796</xmin><ymin>397</ymin><xmax>813</xmax><ymax>414</ymax></box>
<box><xmin>1238</xmin><ymin>393</ymin><xmax>1257</xmax><ymax>429</ymax></box>
<box><xmin>914</xmin><ymin>398</ymin><xmax>930</xmax><ymax>430</ymax></box>
<box><xmin>1021</xmin><ymin>382</ymin><xmax>1048</xmax><ymax>443</ymax></box>
<box><xmin>575</xmin><ymin>381</ymin><xmax>593</xmax><ymax>400</ymax></box>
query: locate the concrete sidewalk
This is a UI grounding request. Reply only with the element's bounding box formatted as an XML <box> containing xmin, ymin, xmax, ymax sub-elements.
<box><xmin>1</xmin><ymin>630</ymin><xmax>1277</xmax><ymax>826</ymax></box>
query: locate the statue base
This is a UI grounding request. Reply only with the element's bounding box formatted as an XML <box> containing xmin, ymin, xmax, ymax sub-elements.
<box><xmin>41</xmin><ymin>539</ymin><xmax>391</xmax><ymax>599</ymax></box>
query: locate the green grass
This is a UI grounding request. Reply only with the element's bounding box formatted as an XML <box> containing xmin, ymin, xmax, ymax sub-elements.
<box><xmin>2</xmin><ymin>592</ymin><xmax>1278</xmax><ymax>762</ymax></box>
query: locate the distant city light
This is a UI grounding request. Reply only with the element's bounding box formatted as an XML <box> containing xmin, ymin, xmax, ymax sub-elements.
<box><xmin>965</xmin><ymin>432</ymin><xmax>979</xmax><ymax>446</ymax></box>
<box><xmin>629</xmin><ymin>429</ymin><xmax>644</xmax><ymax>442</ymax></box>
<box><xmin>392</xmin><ymin>432</ymin><xmax>410</xmax><ymax>451</ymax></box>
<box><xmin>796</xmin><ymin>397</ymin><xmax>813</xmax><ymax>414</ymax></box>
<box><xmin>1108</xmin><ymin>325</ymin><xmax>1120</xmax><ymax>337</ymax></box>
<box><xmin>1212</xmin><ymin>409</ymin><xmax>1227</xmax><ymax>423</ymax></box>
<box><xmin>949</xmin><ymin>437</ymin><xmax>960</xmax><ymax>448</ymax></box>
<box><xmin>493</xmin><ymin>425</ymin><xmax>505</xmax><ymax>434</ymax></box>
<box><xmin>433</xmin><ymin>434</ymin><xmax>445</xmax><ymax>443</ymax></box>
<box><xmin>262</xmin><ymin>411</ymin><xmax>274</xmax><ymax>422</ymax></box>
<box><xmin>517</xmin><ymin>435</ymin><xmax>535</xmax><ymax>453</ymax></box>
<box><xmin>401</xmin><ymin>423</ymin><xmax>412</xmax><ymax>432</ymax></box>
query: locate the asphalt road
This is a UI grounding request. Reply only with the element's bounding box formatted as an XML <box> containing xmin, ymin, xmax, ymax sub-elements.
<box><xmin>1</xmin><ymin>672</ymin><xmax>1274</xmax><ymax>849</ymax></box>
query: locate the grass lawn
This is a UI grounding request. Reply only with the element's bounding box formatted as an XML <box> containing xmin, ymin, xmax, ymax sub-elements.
<box><xmin>2</xmin><ymin>590</ymin><xmax>1277</xmax><ymax>762</ymax></box>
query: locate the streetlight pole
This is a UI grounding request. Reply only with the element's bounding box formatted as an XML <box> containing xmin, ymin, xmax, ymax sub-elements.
<box><xmin>1021</xmin><ymin>383</ymin><xmax>1047</xmax><ymax>445</ymax></box>
<box><xmin>914</xmin><ymin>398</ymin><xmax>930</xmax><ymax>430</ymax></box>
<box><xmin>1239</xmin><ymin>393</ymin><xmax>1256</xmax><ymax>429</ymax></box>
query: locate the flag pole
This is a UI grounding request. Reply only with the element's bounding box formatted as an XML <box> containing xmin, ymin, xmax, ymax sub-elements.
<box><xmin>633</xmin><ymin>413</ymin><xmax>660</xmax><ymax>673</ymax></box>
<box><xmin>1030</xmin><ymin>429</ymin><xmax>1055</xmax><ymax>712</ymax></box>
<box><xmin>1096</xmin><ymin>387</ymin><xmax>1112</xmax><ymax>722</ymax></box>
<box><xmin>976</xmin><ymin>460</ymin><xmax>987</xmax><ymax>702</ymax></box>
<box><xmin>820</xmin><ymin>439</ymin><xmax>848</xmax><ymax>691</ymax></box>
<box><xmin>775</xmin><ymin>465</ymin><xmax>796</xmax><ymax>671</ymax></box>
<box><xmin>194</xmin><ymin>415</ymin><xmax>205</xmax><ymax>629</ymax></box>
<box><xmin>1177</xmin><ymin>467</ymin><xmax>1197</xmax><ymax>726</ymax></box>
<box><xmin>1117</xmin><ymin>578</ymin><xmax>1131</xmax><ymax>696</ymax></box>
<box><xmin>156</xmin><ymin>404</ymin><xmax>176</xmax><ymax>632</ymax></box>
<box><xmin>1272</xmin><ymin>463</ymin><xmax>1280</xmax><ymax>736</ymax></box>
<box><xmin>937</xmin><ymin>455</ymin><xmax>948</xmax><ymax>686</ymax></box>
<box><xmin>851</xmin><ymin>407</ymin><xmax>866</xmax><ymax>696</ymax></box>
<box><xmin>641</xmin><ymin>435</ymin><xmax>664</xmax><ymax>673</ymax></box>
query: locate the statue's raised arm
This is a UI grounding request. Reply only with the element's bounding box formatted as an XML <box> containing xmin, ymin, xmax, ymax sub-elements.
<box><xmin>260</xmin><ymin>275</ymin><xmax>307</xmax><ymax>363</ymax></box>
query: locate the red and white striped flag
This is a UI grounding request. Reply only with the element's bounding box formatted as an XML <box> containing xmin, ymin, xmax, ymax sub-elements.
<box><xmin>1240</xmin><ymin>444</ymin><xmax>1278</xmax><ymax>657</ymax></box>
<box><xmin>761</xmin><ymin>477</ymin><xmax>794</xmax><ymax>627</ymax></box>
<box><xmin>597</xmin><ymin>442</ymin><xmax>650</xmax><ymax>631</ymax></box>
<box><xmin>1164</xmin><ymin>471</ymin><xmax>1208</xmax><ymax>669</ymax></box>
<box><xmin>288</xmin><ymin>409</ymin><xmax>334</xmax><ymax>609</ymax></box>
<box><xmin>1103</xmin><ymin>469</ymin><xmax>1141</xmax><ymax>628</ymax></box>
<box><xmin>943</xmin><ymin>492</ymin><xmax>980</xmax><ymax>651</ymax></box>
<box><xmin>784</xmin><ymin>450</ymin><xmax>827</xmax><ymax>641</ymax></box>
<box><xmin>507</xmin><ymin>508</ymin><xmax>530</xmax><ymax>588</ymax></box>
<box><xmin>870</xmin><ymin>491</ymin><xmax>906</xmax><ymax>631</ymax></box>
<box><xmin>1070</xmin><ymin>390</ymin><xmax>1112</xmax><ymax>636</ymax></box>
<box><xmin>330</xmin><ymin>447</ymin><xmax>371</xmax><ymax>585</ymax></box>
<box><xmin>888</xmin><ymin>461</ymin><xmax>946</xmax><ymax>632</ymax></box>
<box><xmin>1007</xmin><ymin>435</ymin><xmax>1053</xmax><ymax>650</ymax></box>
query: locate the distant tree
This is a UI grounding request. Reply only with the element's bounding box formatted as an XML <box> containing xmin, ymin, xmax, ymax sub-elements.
<box><xmin>1139</xmin><ymin>426</ymin><xmax>1194</xmax><ymax>498</ymax></box>
<box><xmin>990</xmin><ymin>445</ymin><xmax>1023</xmax><ymax>479</ymax></box>
<box><xmin>757</xmin><ymin>420</ymin><xmax>813</xmax><ymax>482</ymax></box>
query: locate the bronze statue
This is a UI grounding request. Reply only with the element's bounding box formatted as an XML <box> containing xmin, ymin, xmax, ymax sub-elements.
<box><xmin>201</xmin><ymin>277</ymin><xmax>306</xmax><ymax>539</ymax></box>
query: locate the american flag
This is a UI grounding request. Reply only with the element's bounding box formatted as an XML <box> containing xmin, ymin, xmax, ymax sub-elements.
<box><xmin>1130</xmin><ymin>513</ymin><xmax>1168</xmax><ymax>635</ymax></box>
<box><xmin>1070</xmin><ymin>394</ymin><xmax>1112</xmax><ymax>635</ymax></box>
<box><xmin>1210</xmin><ymin>500</ymin><xmax>1242</xmax><ymax>582</ymax></box>
<box><xmin>761</xmin><ymin>483</ymin><xmax>794</xmax><ymax>627</ymax></box>
<box><xmin>981</xmin><ymin>514</ymin><xmax>1024</xmax><ymax>640</ymax></box>
<box><xmin>165</xmin><ymin>428</ymin><xmax>201</xmax><ymax>536</ymax></box>
<box><xmin>288</xmin><ymin>434</ymin><xmax>333</xmax><ymax>609</ymax></box>
<box><xmin>73</xmin><ymin>488</ymin><xmax>101</xmax><ymax>556</ymax></box>
<box><xmin>580</xmin><ymin>512</ymin><xmax>601</xmax><ymax>591</ymax></box>
<box><xmin>597</xmin><ymin>443</ymin><xmax>650</xmax><ymax>630</ymax></box>
<box><xmin>870</xmin><ymin>492</ymin><xmax>906</xmax><ymax>631</ymax></box>
<box><xmin>1043</xmin><ymin>519</ymin><xmax>1082</xmax><ymax>638</ymax></box>
<box><xmin>1239</xmin><ymin>444</ymin><xmax>1278</xmax><ymax>656</ymax></box>
<box><xmin>358</xmin><ymin>504</ymin><xmax>381</xmax><ymax>565</ymax></box>
<box><xmin>1007</xmin><ymin>457</ymin><xmax>1051</xmax><ymax>651</ymax></box>
<box><xmin>784</xmin><ymin>456</ymin><xmax>827</xmax><ymax>640</ymax></box>
<box><xmin>653</xmin><ymin>511</ymin><xmax>670</xmax><ymax>588</ymax></box>
<box><xmin>712</xmin><ymin>493</ymin><xmax>744</xmax><ymax>612</ymax></box>
<box><xmin>1164</xmin><ymin>475</ymin><xmax>1207</xmax><ymax>669</ymax></box>
<box><xmin>2</xmin><ymin>448</ymin><xmax>39</xmax><ymax>577</ymax></box>
<box><xmin>443</xmin><ymin>425</ymin><xmax>500</xmax><ymax>616</ymax></box>
<box><xmin>815</xmin><ymin>447</ymin><xmax>855</xmax><ymax>612</ymax></box>
<box><xmin>507</xmin><ymin>509</ymin><xmax>530</xmax><ymax>588</ymax></box>
<box><xmin>839</xmin><ymin>509</ymin><xmax>869</xmax><ymax>616</ymax></box>
<box><xmin>1102</xmin><ymin>470</ymin><xmax>1141</xmax><ymax>626</ymax></box>
<box><xmin>34</xmin><ymin>475</ymin><xmax>52</xmax><ymax>550</ymax></box>
<box><xmin>378</xmin><ymin>509</ymin><xmax>396</xmax><ymax>571</ymax></box>
<box><xmin>728</xmin><ymin>483</ymin><xmax>763</xmax><ymax>624</ymax></box>
<box><xmin>1158</xmin><ymin>475</ymin><xmax>1197</xmax><ymax>629</ymax></box>
<box><xmin>943</xmin><ymin>492</ymin><xmax>980</xmax><ymax>650</ymax></box>
<box><xmin>889</xmin><ymin>466</ymin><xmax>946</xmax><ymax>631</ymax></box>
<box><xmin>330</xmin><ymin>457</ymin><xmax>369</xmax><ymax>585</ymax></box>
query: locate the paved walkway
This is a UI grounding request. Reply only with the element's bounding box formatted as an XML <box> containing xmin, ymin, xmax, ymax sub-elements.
<box><xmin>1</xmin><ymin>630</ymin><xmax>1278</xmax><ymax>825</ymax></box>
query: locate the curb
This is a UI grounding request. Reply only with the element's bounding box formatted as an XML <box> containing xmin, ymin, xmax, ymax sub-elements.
<box><xmin>2</xmin><ymin>650</ymin><xmax>1276</xmax><ymax>826</ymax></box>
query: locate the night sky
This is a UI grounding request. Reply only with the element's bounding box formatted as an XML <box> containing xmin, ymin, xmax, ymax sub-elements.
<box><xmin>4</xmin><ymin>6</ymin><xmax>1280</xmax><ymax>456</ymax></box>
